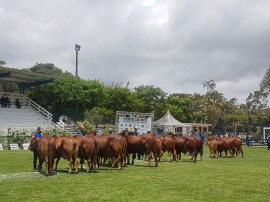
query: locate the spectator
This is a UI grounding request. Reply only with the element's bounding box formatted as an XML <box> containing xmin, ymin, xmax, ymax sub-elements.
<box><xmin>108</xmin><ymin>128</ymin><xmax>113</xmax><ymax>134</ymax></box>
<box><xmin>76</xmin><ymin>124</ymin><xmax>85</xmax><ymax>135</ymax></box>
<box><xmin>134</xmin><ymin>126</ymin><xmax>139</xmax><ymax>136</ymax></box>
<box><xmin>5</xmin><ymin>97</ymin><xmax>11</xmax><ymax>108</ymax></box>
<box><xmin>196</xmin><ymin>131</ymin><xmax>205</xmax><ymax>142</ymax></box>
<box><xmin>15</xmin><ymin>98</ymin><xmax>22</xmax><ymax>109</ymax></box>
<box><xmin>245</xmin><ymin>136</ymin><xmax>251</xmax><ymax>147</ymax></box>
<box><xmin>31</xmin><ymin>126</ymin><xmax>43</xmax><ymax>170</ymax></box>
<box><xmin>1</xmin><ymin>96</ymin><xmax>6</xmax><ymax>107</ymax></box>
<box><xmin>267</xmin><ymin>134</ymin><xmax>270</xmax><ymax>150</ymax></box>
<box><xmin>155</xmin><ymin>128</ymin><xmax>161</xmax><ymax>136</ymax></box>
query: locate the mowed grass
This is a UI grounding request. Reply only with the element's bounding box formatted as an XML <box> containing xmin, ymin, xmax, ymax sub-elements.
<box><xmin>0</xmin><ymin>146</ymin><xmax>269</xmax><ymax>202</ymax></box>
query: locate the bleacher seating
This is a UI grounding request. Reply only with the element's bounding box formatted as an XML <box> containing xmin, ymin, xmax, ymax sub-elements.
<box><xmin>0</xmin><ymin>100</ymin><xmax>55</xmax><ymax>133</ymax></box>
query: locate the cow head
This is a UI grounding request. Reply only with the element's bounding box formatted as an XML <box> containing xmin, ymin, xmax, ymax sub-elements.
<box><xmin>28</xmin><ymin>138</ymin><xmax>39</xmax><ymax>152</ymax></box>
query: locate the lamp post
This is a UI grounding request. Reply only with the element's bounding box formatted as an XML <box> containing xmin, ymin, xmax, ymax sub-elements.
<box><xmin>75</xmin><ymin>44</ymin><xmax>81</xmax><ymax>77</ymax></box>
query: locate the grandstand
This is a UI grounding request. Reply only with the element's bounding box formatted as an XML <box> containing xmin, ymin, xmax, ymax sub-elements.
<box><xmin>0</xmin><ymin>92</ymin><xmax>57</xmax><ymax>134</ymax></box>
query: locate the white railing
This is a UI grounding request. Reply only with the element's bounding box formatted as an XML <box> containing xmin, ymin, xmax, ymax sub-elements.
<box><xmin>24</xmin><ymin>96</ymin><xmax>53</xmax><ymax>122</ymax></box>
<box><xmin>0</xmin><ymin>92</ymin><xmax>66</xmax><ymax>130</ymax></box>
<box><xmin>0</xmin><ymin>92</ymin><xmax>52</xmax><ymax>122</ymax></box>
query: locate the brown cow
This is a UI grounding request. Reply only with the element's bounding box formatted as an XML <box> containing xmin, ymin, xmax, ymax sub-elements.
<box><xmin>194</xmin><ymin>136</ymin><xmax>203</xmax><ymax>160</ymax></box>
<box><xmin>206</xmin><ymin>136</ymin><xmax>217</xmax><ymax>157</ymax></box>
<box><xmin>28</xmin><ymin>135</ymin><xmax>54</xmax><ymax>176</ymax></box>
<box><xmin>174</xmin><ymin>135</ymin><xmax>198</xmax><ymax>162</ymax></box>
<box><xmin>206</xmin><ymin>136</ymin><xmax>243</xmax><ymax>158</ymax></box>
<box><xmin>85</xmin><ymin>132</ymin><xmax>127</xmax><ymax>170</ymax></box>
<box><xmin>121</xmin><ymin>131</ymin><xmax>160</xmax><ymax>167</ymax></box>
<box><xmin>51</xmin><ymin>135</ymin><xmax>79</xmax><ymax>174</ymax></box>
<box><xmin>73</xmin><ymin>135</ymin><xmax>99</xmax><ymax>173</ymax></box>
<box><xmin>225</xmin><ymin>137</ymin><xmax>243</xmax><ymax>158</ymax></box>
<box><xmin>162</xmin><ymin>134</ymin><xmax>176</xmax><ymax>162</ymax></box>
<box><xmin>153</xmin><ymin>135</ymin><xmax>163</xmax><ymax>162</ymax></box>
<box><xmin>206</xmin><ymin>136</ymin><xmax>230</xmax><ymax>157</ymax></box>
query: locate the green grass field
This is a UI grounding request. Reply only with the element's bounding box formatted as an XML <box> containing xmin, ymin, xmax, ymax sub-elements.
<box><xmin>0</xmin><ymin>146</ymin><xmax>269</xmax><ymax>202</ymax></box>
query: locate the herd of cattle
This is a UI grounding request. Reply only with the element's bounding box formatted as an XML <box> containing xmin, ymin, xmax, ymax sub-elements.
<box><xmin>28</xmin><ymin>131</ymin><xmax>244</xmax><ymax>176</ymax></box>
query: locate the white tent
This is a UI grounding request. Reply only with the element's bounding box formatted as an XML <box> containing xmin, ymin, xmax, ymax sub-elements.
<box><xmin>153</xmin><ymin>110</ymin><xmax>191</xmax><ymax>134</ymax></box>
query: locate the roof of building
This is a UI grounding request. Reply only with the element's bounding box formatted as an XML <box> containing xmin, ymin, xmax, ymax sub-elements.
<box><xmin>0</xmin><ymin>67</ymin><xmax>54</xmax><ymax>92</ymax></box>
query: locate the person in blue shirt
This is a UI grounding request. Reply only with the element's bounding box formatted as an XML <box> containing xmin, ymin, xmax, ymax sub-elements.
<box><xmin>134</xmin><ymin>127</ymin><xmax>139</xmax><ymax>136</ymax></box>
<box><xmin>76</xmin><ymin>125</ymin><xmax>85</xmax><ymax>135</ymax></box>
<box><xmin>31</xmin><ymin>126</ymin><xmax>42</xmax><ymax>170</ymax></box>
<box><xmin>196</xmin><ymin>131</ymin><xmax>205</xmax><ymax>143</ymax></box>
<box><xmin>155</xmin><ymin>128</ymin><xmax>161</xmax><ymax>136</ymax></box>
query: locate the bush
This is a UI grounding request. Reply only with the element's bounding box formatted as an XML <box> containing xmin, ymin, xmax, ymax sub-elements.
<box><xmin>43</xmin><ymin>127</ymin><xmax>70</xmax><ymax>136</ymax></box>
<box><xmin>6</xmin><ymin>128</ymin><xmax>30</xmax><ymax>147</ymax></box>
<box><xmin>0</xmin><ymin>131</ymin><xmax>5</xmax><ymax>147</ymax></box>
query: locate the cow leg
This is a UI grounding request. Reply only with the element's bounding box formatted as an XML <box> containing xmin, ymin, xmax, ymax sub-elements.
<box><xmin>112</xmin><ymin>157</ymin><xmax>116</xmax><ymax>168</ymax></box>
<box><xmin>80</xmin><ymin>158</ymin><xmax>84</xmax><ymax>171</ymax></box>
<box><xmin>91</xmin><ymin>154</ymin><xmax>96</xmax><ymax>173</ymax></box>
<box><xmin>74</xmin><ymin>157</ymin><xmax>78</xmax><ymax>174</ymax></box>
<box><xmin>126</xmin><ymin>154</ymin><xmax>130</xmax><ymax>165</ymax></box>
<box><xmin>178</xmin><ymin>152</ymin><xmax>181</xmax><ymax>161</ymax></box>
<box><xmin>167</xmin><ymin>152</ymin><xmax>171</xmax><ymax>162</ymax></box>
<box><xmin>86</xmin><ymin>158</ymin><xmax>91</xmax><ymax>173</ymax></box>
<box><xmin>200</xmin><ymin>151</ymin><xmax>203</xmax><ymax>161</ymax></box>
<box><xmin>210</xmin><ymin>148</ymin><xmax>214</xmax><ymax>158</ymax></box>
<box><xmin>131</xmin><ymin>153</ymin><xmax>136</xmax><ymax>165</ymax></box>
<box><xmin>172</xmin><ymin>149</ymin><xmax>177</xmax><ymax>162</ymax></box>
<box><xmin>192</xmin><ymin>151</ymin><xmax>197</xmax><ymax>162</ymax></box>
<box><xmin>54</xmin><ymin>157</ymin><xmax>60</xmax><ymax>171</ymax></box>
<box><xmin>122</xmin><ymin>153</ymin><xmax>126</xmax><ymax>167</ymax></box>
<box><xmin>147</xmin><ymin>152</ymin><xmax>152</xmax><ymax>167</ymax></box>
<box><xmin>93</xmin><ymin>153</ymin><xmax>98</xmax><ymax>172</ymax></box>
<box><xmin>68</xmin><ymin>159</ymin><xmax>73</xmax><ymax>174</ymax></box>
<box><xmin>33</xmin><ymin>151</ymin><xmax>38</xmax><ymax>170</ymax></box>
<box><xmin>118</xmin><ymin>155</ymin><xmax>122</xmax><ymax>170</ymax></box>
<box><xmin>153</xmin><ymin>152</ymin><xmax>158</xmax><ymax>167</ymax></box>
<box><xmin>225</xmin><ymin>151</ymin><xmax>228</xmax><ymax>158</ymax></box>
<box><xmin>38</xmin><ymin>158</ymin><xmax>43</xmax><ymax>172</ymax></box>
<box><xmin>97</xmin><ymin>157</ymin><xmax>100</xmax><ymax>168</ymax></box>
<box><xmin>121</xmin><ymin>153</ymin><xmax>125</xmax><ymax>168</ymax></box>
<box><xmin>45</xmin><ymin>157</ymin><xmax>49</xmax><ymax>176</ymax></box>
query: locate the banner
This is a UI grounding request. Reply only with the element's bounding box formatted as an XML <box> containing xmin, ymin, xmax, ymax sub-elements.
<box><xmin>116</xmin><ymin>111</ymin><xmax>153</xmax><ymax>134</ymax></box>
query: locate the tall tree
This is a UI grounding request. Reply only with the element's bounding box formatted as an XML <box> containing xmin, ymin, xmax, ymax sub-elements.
<box><xmin>0</xmin><ymin>60</ymin><xmax>6</xmax><ymax>66</ymax></box>
<box><xmin>26</xmin><ymin>73</ymin><xmax>105</xmax><ymax>122</ymax></box>
<box><xmin>203</xmin><ymin>80</ymin><xmax>216</xmax><ymax>91</ymax></box>
<box><xmin>28</xmin><ymin>63</ymin><xmax>63</xmax><ymax>76</ymax></box>
<box><xmin>134</xmin><ymin>85</ymin><xmax>167</xmax><ymax>112</ymax></box>
<box><xmin>102</xmin><ymin>83</ymin><xmax>136</xmax><ymax>112</ymax></box>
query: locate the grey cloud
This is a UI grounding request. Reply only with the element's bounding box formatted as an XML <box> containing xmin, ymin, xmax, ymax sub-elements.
<box><xmin>1</xmin><ymin>0</ymin><xmax>270</xmax><ymax>104</ymax></box>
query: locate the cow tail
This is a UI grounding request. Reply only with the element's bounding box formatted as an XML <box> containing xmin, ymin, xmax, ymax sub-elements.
<box><xmin>122</xmin><ymin>139</ymin><xmax>127</xmax><ymax>166</ymax></box>
<box><xmin>152</xmin><ymin>135</ymin><xmax>159</xmax><ymax>166</ymax></box>
<box><xmin>193</xmin><ymin>137</ymin><xmax>198</xmax><ymax>162</ymax></box>
<box><xmin>72</xmin><ymin>141</ymin><xmax>78</xmax><ymax>165</ymax></box>
<box><xmin>93</xmin><ymin>140</ymin><xmax>98</xmax><ymax>169</ymax></box>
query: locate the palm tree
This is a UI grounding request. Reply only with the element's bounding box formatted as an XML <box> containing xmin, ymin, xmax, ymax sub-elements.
<box><xmin>203</xmin><ymin>80</ymin><xmax>216</xmax><ymax>92</ymax></box>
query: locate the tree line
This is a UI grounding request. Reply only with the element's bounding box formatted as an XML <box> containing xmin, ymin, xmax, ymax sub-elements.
<box><xmin>1</xmin><ymin>61</ymin><xmax>270</xmax><ymax>137</ymax></box>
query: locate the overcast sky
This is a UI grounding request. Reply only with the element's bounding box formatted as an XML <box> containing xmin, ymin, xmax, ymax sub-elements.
<box><xmin>1</xmin><ymin>0</ymin><xmax>270</xmax><ymax>104</ymax></box>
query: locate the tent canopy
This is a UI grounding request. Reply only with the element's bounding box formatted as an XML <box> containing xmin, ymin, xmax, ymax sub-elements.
<box><xmin>153</xmin><ymin>110</ymin><xmax>190</xmax><ymax>127</ymax></box>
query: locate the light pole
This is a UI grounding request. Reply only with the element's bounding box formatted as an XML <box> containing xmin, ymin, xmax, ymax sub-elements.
<box><xmin>75</xmin><ymin>44</ymin><xmax>81</xmax><ymax>77</ymax></box>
